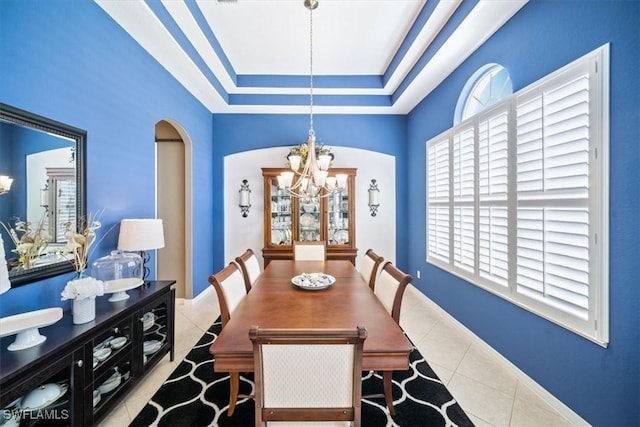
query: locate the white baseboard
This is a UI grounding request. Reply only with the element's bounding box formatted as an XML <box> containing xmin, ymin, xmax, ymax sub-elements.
<box><xmin>409</xmin><ymin>286</ymin><xmax>589</xmax><ymax>426</ymax></box>
<box><xmin>180</xmin><ymin>285</ymin><xmax>214</xmax><ymax>307</ymax></box>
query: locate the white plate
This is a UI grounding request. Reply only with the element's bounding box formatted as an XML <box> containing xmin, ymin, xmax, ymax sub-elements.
<box><xmin>19</xmin><ymin>383</ymin><xmax>68</xmax><ymax>410</ymax></box>
<box><xmin>291</xmin><ymin>273</ymin><xmax>336</xmax><ymax>290</ymax></box>
<box><xmin>143</xmin><ymin>312</ymin><xmax>156</xmax><ymax>331</ymax></box>
<box><xmin>271</xmin><ymin>229</ymin><xmax>283</xmax><ymax>244</ymax></box>
<box><xmin>109</xmin><ymin>336</ymin><xmax>127</xmax><ymax>349</ymax></box>
<box><xmin>94</xmin><ymin>347</ymin><xmax>112</xmax><ymax>361</ymax></box>
<box><xmin>143</xmin><ymin>340</ymin><xmax>162</xmax><ymax>355</ymax></box>
<box><xmin>300</xmin><ymin>213</ymin><xmax>314</xmax><ymax>227</ymax></box>
<box><xmin>334</xmin><ymin>229</ymin><xmax>348</xmax><ymax>244</ymax></box>
<box><xmin>92</xmin><ymin>389</ymin><xmax>101</xmax><ymax>407</ymax></box>
<box><xmin>97</xmin><ymin>375</ymin><xmax>121</xmax><ymax>394</ymax></box>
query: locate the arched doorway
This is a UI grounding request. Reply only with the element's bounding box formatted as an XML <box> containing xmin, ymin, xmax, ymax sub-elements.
<box><xmin>155</xmin><ymin>120</ymin><xmax>193</xmax><ymax>299</ymax></box>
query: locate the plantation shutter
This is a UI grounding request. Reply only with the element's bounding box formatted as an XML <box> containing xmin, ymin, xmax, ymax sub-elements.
<box><xmin>478</xmin><ymin>108</ymin><xmax>509</xmax><ymax>287</ymax></box>
<box><xmin>515</xmin><ymin>73</ymin><xmax>591</xmax><ymax>320</ymax></box>
<box><xmin>452</xmin><ymin>126</ymin><xmax>475</xmax><ymax>272</ymax></box>
<box><xmin>427</xmin><ymin>137</ymin><xmax>450</xmax><ymax>263</ymax></box>
<box><xmin>426</xmin><ymin>46</ymin><xmax>607</xmax><ymax>343</ymax></box>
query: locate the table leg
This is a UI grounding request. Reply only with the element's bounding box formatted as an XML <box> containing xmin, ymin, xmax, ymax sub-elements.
<box><xmin>383</xmin><ymin>370</ymin><xmax>395</xmax><ymax>416</ymax></box>
<box><xmin>229</xmin><ymin>372</ymin><xmax>239</xmax><ymax>416</ymax></box>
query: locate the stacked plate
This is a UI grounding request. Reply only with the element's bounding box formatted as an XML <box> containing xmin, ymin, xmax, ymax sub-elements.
<box><xmin>97</xmin><ymin>372</ymin><xmax>121</xmax><ymax>394</ymax></box>
<box><xmin>17</xmin><ymin>382</ymin><xmax>69</xmax><ymax>411</ymax></box>
<box><xmin>142</xmin><ymin>312</ymin><xmax>155</xmax><ymax>331</ymax></box>
<box><xmin>143</xmin><ymin>339</ymin><xmax>162</xmax><ymax>355</ymax></box>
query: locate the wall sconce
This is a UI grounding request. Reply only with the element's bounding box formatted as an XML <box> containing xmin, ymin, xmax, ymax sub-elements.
<box><xmin>239</xmin><ymin>179</ymin><xmax>251</xmax><ymax>217</ymax></box>
<box><xmin>368</xmin><ymin>179</ymin><xmax>380</xmax><ymax>217</ymax></box>
<box><xmin>40</xmin><ymin>181</ymin><xmax>49</xmax><ymax>208</ymax></box>
<box><xmin>0</xmin><ymin>175</ymin><xmax>14</xmax><ymax>195</ymax></box>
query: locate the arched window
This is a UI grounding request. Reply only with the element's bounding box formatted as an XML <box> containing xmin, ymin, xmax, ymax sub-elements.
<box><xmin>454</xmin><ymin>64</ymin><xmax>512</xmax><ymax>124</ymax></box>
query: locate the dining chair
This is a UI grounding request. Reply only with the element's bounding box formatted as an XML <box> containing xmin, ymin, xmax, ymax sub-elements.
<box><xmin>293</xmin><ymin>240</ymin><xmax>327</xmax><ymax>261</ymax></box>
<box><xmin>366</xmin><ymin>261</ymin><xmax>412</xmax><ymax>416</ymax></box>
<box><xmin>359</xmin><ymin>249</ymin><xmax>384</xmax><ymax>291</ymax></box>
<box><xmin>208</xmin><ymin>262</ymin><xmax>252</xmax><ymax>415</ymax></box>
<box><xmin>235</xmin><ymin>248</ymin><xmax>261</xmax><ymax>292</ymax></box>
<box><xmin>249</xmin><ymin>325</ymin><xmax>368</xmax><ymax>427</ymax></box>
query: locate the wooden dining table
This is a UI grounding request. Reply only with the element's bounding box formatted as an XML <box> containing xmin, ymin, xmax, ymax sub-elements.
<box><xmin>209</xmin><ymin>259</ymin><xmax>413</xmax><ymax>416</ymax></box>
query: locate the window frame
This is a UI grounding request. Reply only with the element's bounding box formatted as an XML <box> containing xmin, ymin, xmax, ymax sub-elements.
<box><xmin>426</xmin><ymin>45</ymin><xmax>609</xmax><ymax>346</ymax></box>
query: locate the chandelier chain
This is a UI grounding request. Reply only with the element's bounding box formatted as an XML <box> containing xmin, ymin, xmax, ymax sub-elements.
<box><xmin>309</xmin><ymin>2</ymin><xmax>314</xmax><ymax>137</ymax></box>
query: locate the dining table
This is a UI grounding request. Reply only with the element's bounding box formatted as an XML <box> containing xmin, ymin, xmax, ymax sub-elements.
<box><xmin>209</xmin><ymin>259</ymin><xmax>413</xmax><ymax>416</ymax></box>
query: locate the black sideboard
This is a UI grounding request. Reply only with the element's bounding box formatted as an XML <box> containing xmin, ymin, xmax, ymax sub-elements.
<box><xmin>0</xmin><ymin>280</ymin><xmax>175</xmax><ymax>426</ymax></box>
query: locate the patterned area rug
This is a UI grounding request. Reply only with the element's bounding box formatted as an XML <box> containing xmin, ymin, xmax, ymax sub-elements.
<box><xmin>131</xmin><ymin>318</ymin><xmax>474</xmax><ymax>427</ymax></box>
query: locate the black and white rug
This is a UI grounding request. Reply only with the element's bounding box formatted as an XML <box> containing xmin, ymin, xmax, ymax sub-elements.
<box><xmin>131</xmin><ymin>318</ymin><xmax>474</xmax><ymax>427</ymax></box>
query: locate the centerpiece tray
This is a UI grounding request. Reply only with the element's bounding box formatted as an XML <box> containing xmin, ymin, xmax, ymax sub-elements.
<box><xmin>291</xmin><ymin>273</ymin><xmax>336</xmax><ymax>290</ymax></box>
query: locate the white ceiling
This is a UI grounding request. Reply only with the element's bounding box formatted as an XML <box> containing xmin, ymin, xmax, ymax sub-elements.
<box><xmin>96</xmin><ymin>0</ymin><xmax>528</xmax><ymax>115</ymax></box>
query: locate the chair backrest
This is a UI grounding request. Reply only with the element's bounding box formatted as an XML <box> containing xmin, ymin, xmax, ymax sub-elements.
<box><xmin>374</xmin><ymin>262</ymin><xmax>412</xmax><ymax>324</ymax></box>
<box><xmin>293</xmin><ymin>240</ymin><xmax>326</xmax><ymax>261</ymax></box>
<box><xmin>208</xmin><ymin>262</ymin><xmax>248</xmax><ymax>328</ymax></box>
<box><xmin>360</xmin><ymin>249</ymin><xmax>384</xmax><ymax>291</ymax></box>
<box><xmin>235</xmin><ymin>248</ymin><xmax>261</xmax><ymax>292</ymax></box>
<box><xmin>249</xmin><ymin>326</ymin><xmax>367</xmax><ymax>427</ymax></box>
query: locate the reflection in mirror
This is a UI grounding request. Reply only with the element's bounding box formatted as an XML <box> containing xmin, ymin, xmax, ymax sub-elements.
<box><xmin>0</xmin><ymin>103</ymin><xmax>86</xmax><ymax>288</ymax></box>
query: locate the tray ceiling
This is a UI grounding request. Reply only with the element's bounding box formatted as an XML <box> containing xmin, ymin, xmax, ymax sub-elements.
<box><xmin>96</xmin><ymin>0</ymin><xmax>528</xmax><ymax>114</ymax></box>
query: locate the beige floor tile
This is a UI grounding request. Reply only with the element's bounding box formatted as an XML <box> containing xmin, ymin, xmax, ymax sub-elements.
<box><xmin>448</xmin><ymin>373</ymin><xmax>514</xmax><ymax>426</ymax></box>
<box><xmin>427</xmin><ymin>361</ymin><xmax>455</xmax><ymax>386</ymax></box>
<box><xmin>456</xmin><ymin>343</ymin><xmax>518</xmax><ymax>397</ymax></box>
<box><xmin>467</xmin><ymin>413</ymin><xmax>496</xmax><ymax>427</ymax></box>
<box><xmin>400</xmin><ymin>302</ymin><xmax>441</xmax><ymax>344</ymax></box>
<box><xmin>97</xmin><ymin>402</ymin><xmax>130</xmax><ymax>427</ymax></box>
<box><xmin>415</xmin><ymin>319</ymin><xmax>472</xmax><ymax>372</ymax></box>
<box><xmin>511</xmin><ymin>382</ymin><xmax>573</xmax><ymax>427</ymax></box>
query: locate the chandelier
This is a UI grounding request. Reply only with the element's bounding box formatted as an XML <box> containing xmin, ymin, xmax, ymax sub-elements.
<box><xmin>278</xmin><ymin>0</ymin><xmax>347</xmax><ymax>202</ymax></box>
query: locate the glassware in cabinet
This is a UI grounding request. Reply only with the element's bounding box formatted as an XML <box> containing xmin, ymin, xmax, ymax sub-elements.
<box><xmin>269</xmin><ymin>178</ymin><xmax>292</xmax><ymax>245</ymax></box>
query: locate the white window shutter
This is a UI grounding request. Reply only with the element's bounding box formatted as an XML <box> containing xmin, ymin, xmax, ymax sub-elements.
<box><xmin>478</xmin><ymin>108</ymin><xmax>509</xmax><ymax>286</ymax></box>
<box><xmin>516</xmin><ymin>72</ymin><xmax>591</xmax><ymax>321</ymax></box>
<box><xmin>425</xmin><ymin>45</ymin><xmax>607</xmax><ymax>345</ymax></box>
<box><xmin>452</xmin><ymin>127</ymin><xmax>475</xmax><ymax>272</ymax></box>
<box><xmin>427</xmin><ymin>138</ymin><xmax>450</xmax><ymax>263</ymax></box>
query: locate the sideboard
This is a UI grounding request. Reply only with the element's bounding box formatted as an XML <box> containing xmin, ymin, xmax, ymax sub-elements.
<box><xmin>0</xmin><ymin>280</ymin><xmax>175</xmax><ymax>426</ymax></box>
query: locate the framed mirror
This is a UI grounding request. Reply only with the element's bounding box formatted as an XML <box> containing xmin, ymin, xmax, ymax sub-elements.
<box><xmin>0</xmin><ymin>103</ymin><xmax>86</xmax><ymax>287</ymax></box>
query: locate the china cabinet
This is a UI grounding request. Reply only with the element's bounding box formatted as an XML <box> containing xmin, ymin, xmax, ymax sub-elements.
<box><xmin>0</xmin><ymin>280</ymin><xmax>175</xmax><ymax>426</ymax></box>
<box><xmin>262</xmin><ymin>167</ymin><xmax>357</xmax><ymax>265</ymax></box>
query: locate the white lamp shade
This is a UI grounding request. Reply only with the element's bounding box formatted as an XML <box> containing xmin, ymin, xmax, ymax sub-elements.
<box><xmin>118</xmin><ymin>219</ymin><xmax>165</xmax><ymax>251</ymax></box>
<box><xmin>0</xmin><ymin>176</ymin><xmax>13</xmax><ymax>193</ymax></box>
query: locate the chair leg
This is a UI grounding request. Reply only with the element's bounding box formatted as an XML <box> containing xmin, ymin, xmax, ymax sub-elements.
<box><xmin>383</xmin><ymin>370</ymin><xmax>395</xmax><ymax>416</ymax></box>
<box><xmin>228</xmin><ymin>372</ymin><xmax>239</xmax><ymax>416</ymax></box>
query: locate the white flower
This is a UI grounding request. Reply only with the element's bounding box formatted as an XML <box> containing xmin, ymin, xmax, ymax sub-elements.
<box><xmin>61</xmin><ymin>277</ymin><xmax>105</xmax><ymax>301</ymax></box>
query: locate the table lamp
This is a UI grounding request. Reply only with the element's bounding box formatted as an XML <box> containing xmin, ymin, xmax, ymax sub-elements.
<box><xmin>117</xmin><ymin>219</ymin><xmax>165</xmax><ymax>281</ymax></box>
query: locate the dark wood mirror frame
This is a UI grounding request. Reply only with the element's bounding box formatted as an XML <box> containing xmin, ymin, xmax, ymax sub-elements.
<box><xmin>0</xmin><ymin>103</ymin><xmax>86</xmax><ymax>287</ymax></box>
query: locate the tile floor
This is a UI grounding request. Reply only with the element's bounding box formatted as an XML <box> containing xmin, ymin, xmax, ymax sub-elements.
<box><xmin>99</xmin><ymin>285</ymin><xmax>580</xmax><ymax>427</ymax></box>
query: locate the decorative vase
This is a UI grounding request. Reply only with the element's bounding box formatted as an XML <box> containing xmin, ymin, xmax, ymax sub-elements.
<box><xmin>73</xmin><ymin>296</ymin><xmax>96</xmax><ymax>324</ymax></box>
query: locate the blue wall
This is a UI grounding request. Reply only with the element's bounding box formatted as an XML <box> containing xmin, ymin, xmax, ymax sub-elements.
<box><xmin>0</xmin><ymin>1</ymin><xmax>214</xmax><ymax>316</ymax></box>
<box><xmin>211</xmin><ymin>113</ymin><xmax>410</xmax><ymax>272</ymax></box>
<box><xmin>1</xmin><ymin>0</ymin><xmax>638</xmax><ymax>424</ymax></box>
<box><xmin>406</xmin><ymin>1</ymin><xmax>639</xmax><ymax>425</ymax></box>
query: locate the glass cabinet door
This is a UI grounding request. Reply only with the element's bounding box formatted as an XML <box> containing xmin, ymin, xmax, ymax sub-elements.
<box><xmin>327</xmin><ymin>187</ymin><xmax>350</xmax><ymax>245</ymax></box>
<box><xmin>269</xmin><ymin>178</ymin><xmax>292</xmax><ymax>245</ymax></box>
<box><xmin>299</xmin><ymin>199</ymin><xmax>320</xmax><ymax>241</ymax></box>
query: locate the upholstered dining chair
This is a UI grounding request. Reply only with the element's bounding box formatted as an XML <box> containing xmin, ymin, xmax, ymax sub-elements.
<box><xmin>293</xmin><ymin>240</ymin><xmax>327</xmax><ymax>261</ymax></box>
<box><xmin>374</xmin><ymin>262</ymin><xmax>412</xmax><ymax>324</ymax></box>
<box><xmin>249</xmin><ymin>325</ymin><xmax>368</xmax><ymax>427</ymax></box>
<box><xmin>235</xmin><ymin>248</ymin><xmax>261</xmax><ymax>292</ymax></box>
<box><xmin>360</xmin><ymin>249</ymin><xmax>384</xmax><ymax>291</ymax></box>
<box><xmin>365</xmin><ymin>261</ymin><xmax>412</xmax><ymax>416</ymax></box>
<box><xmin>208</xmin><ymin>262</ymin><xmax>252</xmax><ymax>415</ymax></box>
